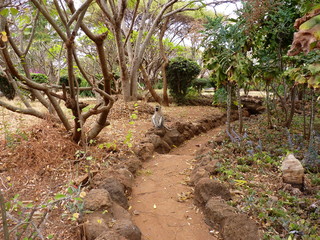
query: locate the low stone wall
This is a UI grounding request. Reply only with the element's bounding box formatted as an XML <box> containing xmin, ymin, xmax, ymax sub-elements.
<box><xmin>191</xmin><ymin>145</ymin><xmax>261</xmax><ymax>240</ymax></box>
<box><xmin>80</xmin><ymin>110</ymin><xmax>247</xmax><ymax>240</ymax></box>
<box><xmin>134</xmin><ymin>111</ymin><xmax>239</xmax><ymax>161</ymax></box>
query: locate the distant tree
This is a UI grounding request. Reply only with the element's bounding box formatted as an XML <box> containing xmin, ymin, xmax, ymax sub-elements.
<box><xmin>166</xmin><ymin>57</ymin><xmax>200</xmax><ymax>104</ymax></box>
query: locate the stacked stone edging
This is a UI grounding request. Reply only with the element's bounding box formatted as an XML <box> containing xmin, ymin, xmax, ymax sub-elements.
<box><xmin>134</xmin><ymin>111</ymin><xmax>239</xmax><ymax>161</ymax></box>
<box><xmin>191</xmin><ymin>147</ymin><xmax>261</xmax><ymax>239</ymax></box>
<box><xmin>80</xmin><ymin>110</ymin><xmax>247</xmax><ymax>240</ymax></box>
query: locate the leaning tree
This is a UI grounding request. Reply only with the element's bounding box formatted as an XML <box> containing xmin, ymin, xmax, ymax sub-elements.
<box><xmin>0</xmin><ymin>0</ymin><xmax>114</xmax><ymax>144</ymax></box>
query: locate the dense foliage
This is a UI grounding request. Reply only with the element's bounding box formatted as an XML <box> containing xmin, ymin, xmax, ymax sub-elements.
<box><xmin>166</xmin><ymin>57</ymin><xmax>200</xmax><ymax>103</ymax></box>
<box><xmin>31</xmin><ymin>73</ymin><xmax>48</xmax><ymax>84</ymax></box>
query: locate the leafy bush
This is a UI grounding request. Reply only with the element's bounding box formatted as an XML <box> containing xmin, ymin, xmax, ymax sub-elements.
<box><xmin>212</xmin><ymin>87</ymin><xmax>227</xmax><ymax>105</ymax></box>
<box><xmin>31</xmin><ymin>73</ymin><xmax>48</xmax><ymax>84</ymax></box>
<box><xmin>79</xmin><ymin>79</ymin><xmax>94</xmax><ymax>97</ymax></box>
<box><xmin>59</xmin><ymin>75</ymin><xmax>82</xmax><ymax>87</ymax></box>
<box><xmin>192</xmin><ymin>78</ymin><xmax>212</xmax><ymax>93</ymax></box>
<box><xmin>0</xmin><ymin>74</ymin><xmax>15</xmax><ymax>100</ymax></box>
<box><xmin>166</xmin><ymin>57</ymin><xmax>200</xmax><ymax>103</ymax></box>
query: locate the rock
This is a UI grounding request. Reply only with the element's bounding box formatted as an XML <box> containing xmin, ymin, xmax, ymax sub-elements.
<box><xmin>99</xmin><ymin>178</ymin><xmax>128</xmax><ymax>209</ymax></box>
<box><xmin>83</xmin><ymin>216</ymin><xmax>109</xmax><ymax>240</ymax></box>
<box><xmin>308</xmin><ymin>200</ymin><xmax>320</xmax><ymax>213</ymax></box>
<box><xmin>125</xmin><ymin>158</ymin><xmax>142</xmax><ymax>174</ymax></box>
<box><xmin>204</xmin><ymin>197</ymin><xmax>235</xmax><ymax>229</ymax></box>
<box><xmin>194</xmin><ymin>178</ymin><xmax>232</xmax><ymax>205</ymax></box>
<box><xmin>114</xmin><ymin>219</ymin><xmax>141</xmax><ymax>240</ymax></box>
<box><xmin>174</xmin><ymin>122</ymin><xmax>185</xmax><ymax>133</ymax></box>
<box><xmin>111</xmin><ymin>202</ymin><xmax>131</xmax><ymax>220</ymax></box>
<box><xmin>116</xmin><ymin>168</ymin><xmax>134</xmax><ymax>193</ymax></box>
<box><xmin>190</xmin><ymin>168</ymin><xmax>209</xmax><ymax>185</ymax></box>
<box><xmin>95</xmin><ymin>231</ymin><xmax>127</xmax><ymax>240</ymax></box>
<box><xmin>221</xmin><ymin>214</ymin><xmax>260</xmax><ymax>240</ymax></box>
<box><xmin>163</xmin><ymin>128</ymin><xmax>185</xmax><ymax>147</ymax></box>
<box><xmin>133</xmin><ymin>143</ymin><xmax>154</xmax><ymax>161</ymax></box>
<box><xmin>281</xmin><ymin>154</ymin><xmax>304</xmax><ymax>186</ymax></box>
<box><xmin>84</xmin><ymin>189</ymin><xmax>113</xmax><ymax>211</ymax></box>
<box><xmin>149</xmin><ymin>134</ymin><xmax>171</xmax><ymax>154</ymax></box>
<box><xmin>204</xmin><ymin>160</ymin><xmax>219</xmax><ymax>174</ymax></box>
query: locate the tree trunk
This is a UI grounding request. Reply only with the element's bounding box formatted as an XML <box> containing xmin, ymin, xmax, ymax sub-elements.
<box><xmin>266</xmin><ymin>82</ymin><xmax>273</xmax><ymax>128</ymax></box>
<box><xmin>140</xmin><ymin>65</ymin><xmax>162</xmax><ymax>104</ymax></box>
<box><xmin>159</xmin><ymin>7</ymin><xmax>172</xmax><ymax>107</ymax></box>
<box><xmin>309</xmin><ymin>89</ymin><xmax>315</xmax><ymax>141</ymax></box>
<box><xmin>236</xmin><ymin>83</ymin><xmax>243</xmax><ymax>134</ymax></box>
<box><xmin>226</xmin><ymin>83</ymin><xmax>232</xmax><ymax>133</ymax></box>
<box><xmin>285</xmin><ymin>85</ymin><xmax>296</xmax><ymax>129</ymax></box>
<box><xmin>303</xmin><ymin>85</ymin><xmax>306</xmax><ymax>139</ymax></box>
<box><xmin>0</xmin><ymin>189</ymin><xmax>9</xmax><ymax>240</ymax></box>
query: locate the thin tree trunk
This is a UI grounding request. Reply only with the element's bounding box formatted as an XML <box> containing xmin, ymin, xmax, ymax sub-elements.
<box><xmin>236</xmin><ymin>83</ymin><xmax>243</xmax><ymax>134</ymax></box>
<box><xmin>226</xmin><ymin>83</ymin><xmax>232</xmax><ymax>133</ymax></box>
<box><xmin>140</xmin><ymin>65</ymin><xmax>162</xmax><ymax>104</ymax></box>
<box><xmin>266</xmin><ymin>82</ymin><xmax>273</xmax><ymax>128</ymax></box>
<box><xmin>309</xmin><ymin>89</ymin><xmax>315</xmax><ymax>141</ymax></box>
<box><xmin>159</xmin><ymin>6</ymin><xmax>172</xmax><ymax>107</ymax></box>
<box><xmin>303</xmin><ymin>85</ymin><xmax>306</xmax><ymax>139</ymax></box>
<box><xmin>285</xmin><ymin>85</ymin><xmax>296</xmax><ymax>129</ymax></box>
<box><xmin>0</xmin><ymin>189</ymin><xmax>9</xmax><ymax>240</ymax></box>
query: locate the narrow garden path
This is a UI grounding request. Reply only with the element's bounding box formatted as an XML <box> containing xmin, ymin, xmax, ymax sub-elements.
<box><xmin>130</xmin><ymin>127</ymin><xmax>224</xmax><ymax>240</ymax></box>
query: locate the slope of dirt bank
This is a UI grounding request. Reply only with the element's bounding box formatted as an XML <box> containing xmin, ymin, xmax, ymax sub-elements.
<box><xmin>130</xmin><ymin>127</ymin><xmax>225</xmax><ymax>240</ymax></box>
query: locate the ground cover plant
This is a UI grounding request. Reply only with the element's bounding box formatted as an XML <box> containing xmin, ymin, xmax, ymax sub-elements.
<box><xmin>204</xmin><ymin>113</ymin><xmax>320</xmax><ymax>239</ymax></box>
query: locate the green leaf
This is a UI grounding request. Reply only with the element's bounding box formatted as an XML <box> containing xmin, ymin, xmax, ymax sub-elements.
<box><xmin>131</xmin><ymin>113</ymin><xmax>138</xmax><ymax>120</ymax></box>
<box><xmin>10</xmin><ymin>8</ymin><xmax>19</xmax><ymax>16</ymax></box>
<box><xmin>25</xmin><ymin>203</ymin><xmax>34</xmax><ymax>208</ymax></box>
<box><xmin>54</xmin><ymin>193</ymin><xmax>66</xmax><ymax>200</ymax></box>
<box><xmin>0</xmin><ymin>9</ymin><xmax>9</xmax><ymax>17</ymax></box>
<box><xmin>47</xmin><ymin>234</ymin><xmax>54</xmax><ymax>239</ymax></box>
<box><xmin>67</xmin><ymin>187</ymin><xmax>73</xmax><ymax>194</ymax></box>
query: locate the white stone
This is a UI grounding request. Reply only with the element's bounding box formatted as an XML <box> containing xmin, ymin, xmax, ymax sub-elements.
<box><xmin>281</xmin><ymin>154</ymin><xmax>304</xmax><ymax>185</ymax></box>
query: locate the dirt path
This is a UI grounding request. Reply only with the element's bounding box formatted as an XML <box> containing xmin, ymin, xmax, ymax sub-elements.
<box><xmin>130</xmin><ymin>127</ymin><xmax>224</xmax><ymax>240</ymax></box>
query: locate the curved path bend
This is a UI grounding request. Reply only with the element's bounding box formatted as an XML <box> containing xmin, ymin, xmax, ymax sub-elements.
<box><xmin>130</xmin><ymin>127</ymin><xmax>224</xmax><ymax>240</ymax></box>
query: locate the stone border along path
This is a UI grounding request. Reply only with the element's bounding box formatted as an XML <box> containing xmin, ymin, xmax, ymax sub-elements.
<box><xmin>130</xmin><ymin>127</ymin><xmax>227</xmax><ymax>240</ymax></box>
<box><xmin>81</xmin><ymin>111</ymin><xmax>261</xmax><ymax>240</ymax></box>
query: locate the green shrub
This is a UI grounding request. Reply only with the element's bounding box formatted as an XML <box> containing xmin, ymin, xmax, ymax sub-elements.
<box><xmin>59</xmin><ymin>75</ymin><xmax>82</xmax><ymax>87</ymax></box>
<box><xmin>79</xmin><ymin>79</ymin><xmax>94</xmax><ymax>97</ymax></box>
<box><xmin>166</xmin><ymin>57</ymin><xmax>200</xmax><ymax>103</ymax></box>
<box><xmin>212</xmin><ymin>87</ymin><xmax>227</xmax><ymax>105</ymax></box>
<box><xmin>192</xmin><ymin>78</ymin><xmax>211</xmax><ymax>93</ymax></box>
<box><xmin>31</xmin><ymin>73</ymin><xmax>48</xmax><ymax>84</ymax></box>
<box><xmin>0</xmin><ymin>74</ymin><xmax>15</xmax><ymax>100</ymax></box>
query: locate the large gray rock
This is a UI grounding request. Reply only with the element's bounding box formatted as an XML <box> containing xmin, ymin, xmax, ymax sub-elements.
<box><xmin>194</xmin><ymin>178</ymin><xmax>231</xmax><ymax>205</ymax></box>
<box><xmin>84</xmin><ymin>189</ymin><xmax>113</xmax><ymax>211</ymax></box>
